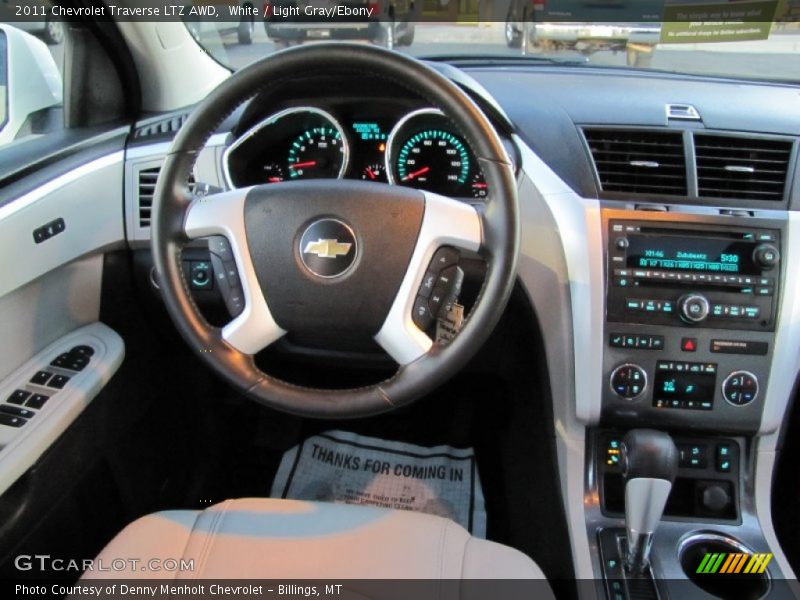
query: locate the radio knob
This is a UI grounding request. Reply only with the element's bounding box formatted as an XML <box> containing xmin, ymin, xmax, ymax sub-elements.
<box><xmin>609</xmin><ymin>364</ymin><xmax>647</xmax><ymax>400</ymax></box>
<box><xmin>753</xmin><ymin>243</ymin><xmax>780</xmax><ymax>270</ymax></box>
<box><xmin>679</xmin><ymin>293</ymin><xmax>710</xmax><ymax>323</ymax></box>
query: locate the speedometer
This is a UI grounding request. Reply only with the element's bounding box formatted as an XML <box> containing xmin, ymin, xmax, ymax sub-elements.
<box><xmin>386</xmin><ymin>108</ymin><xmax>488</xmax><ymax>198</ymax></box>
<box><xmin>396</xmin><ymin>130</ymin><xmax>470</xmax><ymax>189</ymax></box>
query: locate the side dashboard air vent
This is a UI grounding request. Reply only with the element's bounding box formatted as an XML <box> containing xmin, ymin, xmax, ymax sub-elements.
<box><xmin>137</xmin><ymin>167</ymin><xmax>195</xmax><ymax>227</ymax></box>
<box><xmin>133</xmin><ymin>114</ymin><xmax>189</xmax><ymax>140</ymax></box>
<box><xmin>583</xmin><ymin>128</ymin><xmax>687</xmax><ymax>196</ymax></box>
<box><xmin>694</xmin><ymin>134</ymin><xmax>794</xmax><ymax>202</ymax></box>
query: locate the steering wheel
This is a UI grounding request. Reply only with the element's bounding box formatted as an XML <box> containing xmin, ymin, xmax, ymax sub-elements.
<box><xmin>152</xmin><ymin>44</ymin><xmax>519</xmax><ymax>418</ymax></box>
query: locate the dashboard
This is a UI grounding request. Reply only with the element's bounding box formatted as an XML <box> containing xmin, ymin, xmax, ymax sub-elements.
<box><xmin>222</xmin><ymin>102</ymin><xmax>488</xmax><ymax>200</ymax></box>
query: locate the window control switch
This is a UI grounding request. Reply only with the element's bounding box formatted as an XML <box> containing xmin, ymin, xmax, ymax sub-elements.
<box><xmin>47</xmin><ymin>374</ymin><xmax>70</xmax><ymax>389</ymax></box>
<box><xmin>0</xmin><ymin>405</ymin><xmax>36</xmax><ymax>419</ymax></box>
<box><xmin>30</xmin><ymin>370</ymin><xmax>53</xmax><ymax>386</ymax></box>
<box><xmin>7</xmin><ymin>390</ymin><xmax>31</xmax><ymax>405</ymax></box>
<box><xmin>0</xmin><ymin>413</ymin><xmax>27</xmax><ymax>428</ymax></box>
<box><xmin>25</xmin><ymin>394</ymin><xmax>50</xmax><ymax>410</ymax></box>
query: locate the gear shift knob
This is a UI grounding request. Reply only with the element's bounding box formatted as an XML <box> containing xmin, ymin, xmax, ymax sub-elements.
<box><xmin>621</xmin><ymin>429</ymin><xmax>679</xmax><ymax>573</ymax></box>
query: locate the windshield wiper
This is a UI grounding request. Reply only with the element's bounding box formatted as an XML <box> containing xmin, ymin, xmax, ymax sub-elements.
<box><xmin>421</xmin><ymin>54</ymin><xmax>590</xmax><ymax>67</ymax></box>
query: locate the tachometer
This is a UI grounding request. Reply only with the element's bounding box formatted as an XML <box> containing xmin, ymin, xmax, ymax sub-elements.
<box><xmin>287</xmin><ymin>126</ymin><xmax>346</xmax><ymax>179</ymax></box>
<box><xmin>386</xmin><ymin>108</ymin><xmax>487</xmax><ymax>198</ymax></box>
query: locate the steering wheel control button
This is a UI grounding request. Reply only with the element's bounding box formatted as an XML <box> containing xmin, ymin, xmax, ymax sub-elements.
<box><xmin>25</xmin><ymin>394</ymin><xmax>50</xmax><ymax>410</ymax></box>
<box><xmin>679</xmin><ymin>293</ymin><xmax>710</xmax><ymax>323</ymax></box>
<box><xmin>7</xmin><ymin>390</ymin><xmax>31</xmax><ymax>405</ymax></box>
<box><xmin>610</xmin><ymin>364</ymin><xmax>647</xmax><ymax>400</ymax></box>
<box><xmin>30</xmin><ymin>371</ymin><xmax>53</xmax><ymax>386</ymax></box>
<box><xmin>431</xmin><ymin>247</ymin><xmax>460</xmax><ymax>271</ymax></box>
<box><xmin>208</xmin><ymin>235</ymin><xmax>233</xmax><ymax>261</ymax></box>
<box><xmin>190</xmin><ymin>261</ymin><xmax>213</xmax><ymax>290</ymax></box>
<box><xmin>299</xmin><ymin>218</ymin><xmax>357</xmax><ymax>279</ymax></box>
<box><xmin>419</xmin><ymin>271</ymin><xmax>438</xmax><ymax>298</ymax></box>
<box><xmin>722</xmin><ymin>371</ymin><xmax>759</xmax><ymax>406</ymax></box>
<box><xmin>413</xmin><ymin>296</ymin><xmax>435</xmax><ymax>331</ymax></box>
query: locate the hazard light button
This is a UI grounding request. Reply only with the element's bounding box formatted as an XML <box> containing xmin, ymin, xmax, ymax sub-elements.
<box><xmin>681</xmin><ymin>337</ymin><xmax>698</xmax><ymax>352</ymax></box>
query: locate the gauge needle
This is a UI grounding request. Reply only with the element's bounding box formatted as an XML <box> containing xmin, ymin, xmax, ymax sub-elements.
<box><xmin>365</xmin><ymin>167</ymin><xmax>377</xmax><ymax>180</ymax></box>
<box><xmin>472</xmin><ymin>182</ymin><xmax>488</xmax><ymax>189</ymax></box>
<box><xmin>402</xmin><ymin>166</ymin><xmax>430</xmax><ymax>181</ymax></box>
<box><xmin>267</xmin><ymin>177</ymin><xmax>282</xmax><ymax>183</ymax></box>
<box><xmin>289</xmin><ymin>160</ymin><xmax>317</xmax><ymax>170</ymax></box>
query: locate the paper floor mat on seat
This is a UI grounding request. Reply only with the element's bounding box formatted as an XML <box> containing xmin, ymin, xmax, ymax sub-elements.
<box><xmin>270</xmin><ymin>429</ymin><xmax>487</xmax><ymax>537</ymax></box>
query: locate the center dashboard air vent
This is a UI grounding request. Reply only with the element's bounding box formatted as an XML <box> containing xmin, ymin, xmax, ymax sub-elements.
<box><xmin>694</xmin><ymin>134</ymin><xmax>794</xmax><ymax>202</ymax></box>
<box><xmin>583</xmin><ymin>128</ymin><xmax>687</xmax><ymax>196</ymax></box>
<box><xmin>137</xmin><ymin>166</ymin><xmax>195</xmax><ymax>227</ymax></box>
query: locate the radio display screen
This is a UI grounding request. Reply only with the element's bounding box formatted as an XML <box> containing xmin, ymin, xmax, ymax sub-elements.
<box><xmin>626</xmin><ymin>235</ymin><xmax>759</xmax><ymax>274</ymax></box>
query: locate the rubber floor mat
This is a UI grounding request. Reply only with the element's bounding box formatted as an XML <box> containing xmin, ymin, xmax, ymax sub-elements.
<box><xmin>271</xmin><ymin>430</ymin><xmax>486</xmax><ymax>536</ymax></box>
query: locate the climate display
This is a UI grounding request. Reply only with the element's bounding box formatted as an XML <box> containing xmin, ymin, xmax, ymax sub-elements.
<box><xmin>626</xmin><ymin>235</ymin><xmax>759</xmax><ymax>275</ymax></box>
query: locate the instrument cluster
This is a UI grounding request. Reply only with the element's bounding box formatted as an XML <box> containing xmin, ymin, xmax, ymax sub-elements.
<box><xmin>223</xmin><ymin>105</ymin><xmax>488</xmax><ymax>200</ymax></box>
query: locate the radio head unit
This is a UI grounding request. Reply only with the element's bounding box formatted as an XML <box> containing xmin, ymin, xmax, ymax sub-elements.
<box><xmin>607</xmin><ymin>221</ymin><xmax>780</xmax><ymax>331</ymax></box>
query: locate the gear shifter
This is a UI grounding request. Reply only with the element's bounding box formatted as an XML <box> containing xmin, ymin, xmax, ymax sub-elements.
<box><xmin>620</xmin><ymin>429</ymin><xmax>679</xmax><ymax>573</ymax></box>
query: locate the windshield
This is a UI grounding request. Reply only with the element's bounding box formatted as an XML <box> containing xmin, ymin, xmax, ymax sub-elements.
<box><xmin>187</xmin><ymin>1</ymin><xmax>800</xmax><ymax>83</ymax></box>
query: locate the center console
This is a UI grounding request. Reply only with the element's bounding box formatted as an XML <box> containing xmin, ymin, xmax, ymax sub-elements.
<box><xmin>602</xmin><ymin>213</ymin><xmax>782</xmax><ymax>433</ymax></box>
<box><xmin>588</xmin><ymin>209</ymin><xmax>792</xmax><ymax>599</ymax></box>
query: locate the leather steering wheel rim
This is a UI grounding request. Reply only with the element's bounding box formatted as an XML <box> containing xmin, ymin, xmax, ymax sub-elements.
<box><xmin>152</xmin><ymin>43</ymin><xmax>519</xmax><ymax>419</ymax></box>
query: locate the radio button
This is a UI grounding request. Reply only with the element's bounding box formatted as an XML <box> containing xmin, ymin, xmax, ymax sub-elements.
<box><xmin>679</xmin><ymin>294</ymin><xmax>710</xmax><ymax>323</ymax></box>
<box><xmin>753</xmin><ymin>243</ymin><xmax>780</xmax><ymax>270</ymax></box>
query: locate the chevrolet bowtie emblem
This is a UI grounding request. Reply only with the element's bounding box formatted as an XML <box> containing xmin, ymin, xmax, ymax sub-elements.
<box><xmin>303</xmin><ymin>238</ymin><xmax>353</xmax><ymax>259</ymax></box>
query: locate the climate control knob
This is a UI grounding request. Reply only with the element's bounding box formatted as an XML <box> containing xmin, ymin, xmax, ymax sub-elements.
<box><xmin>610</xmin><ymin>364</ymin><xmax>647</xmax><ymax>400</ymax></box>
<box><xmin>753</xmin><ymin>243</ymin><xmax>780</xmax><ymax>270</ymax></box>
<box><xmin>722</xmin><ymin>371</ymin><xmax>759</xmax><ymax>406</ymax></box>
<box><xmin>679</xmin><ymin>293</ymin><xmax>710</xmax><ymax>323</ymax></box>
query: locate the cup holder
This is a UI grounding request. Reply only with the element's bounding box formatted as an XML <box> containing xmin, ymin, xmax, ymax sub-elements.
<box><xmin>679</xmin><ymin>533</ymin><xmax>769</xmax><ymax>600</ymax></box>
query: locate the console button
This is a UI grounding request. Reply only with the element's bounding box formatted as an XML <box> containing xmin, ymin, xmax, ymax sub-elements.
<box><xmin>753</xmin><ymin>243</ymin><xmax>780</xmax><ymax>270</ymax></box>
<box><xmin>26</xmin><ymin>394</ymin><xmax>50</xmax><ymax>409</ymax></box>
<box><xmin>30</xmin><ymin>371</ymin><xmax>53</xmax><ymax>386</ymax></box>
<box><xmin>716</xmin><ymin>444</ymin><xmax>733</xmax><ymax>473</ymax></box>
<box><xmin>609</xmin><ymin>364</ymin><xmax>647</xmax><ymax>400</ymax></box>
<box><xmin>678</xmin><ymin>444</ymin><xmax>707</xmax><ymax>469</ymax></box>
<box><xmin>679</xmin><ymin>293</ymin><xmax>710</xmax><ymax>323</ymax></box>
<box><xmin>0</xmin><ymin>414</ymin><xmax>27</xmax><ymax>428</ymax></box>
<box><xmin>7</xmin><ymin>390</ymin><xmax>30</xmax><ymax>405</ymax></box>
<box><xmin>681</xmin><ymin>338</ymin><xmax>697</xmax><ymax>352</ymax></box>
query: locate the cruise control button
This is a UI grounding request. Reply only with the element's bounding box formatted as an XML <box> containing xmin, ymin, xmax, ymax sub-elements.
<box><xmin>8</xmin><ymin>390</ymin><xmax>31</xmax><ymax>405</ymax></box>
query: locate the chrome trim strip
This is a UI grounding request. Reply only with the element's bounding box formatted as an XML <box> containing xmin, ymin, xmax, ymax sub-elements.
<box><xmin>384</xmin><ymin>107</ymin><xmax>442</xmax><ymax>187</ymax></box>
<box><xmin>0</xmin><ymin>152</ymin><xmax>123</xmax><ymax>222</ymax></box>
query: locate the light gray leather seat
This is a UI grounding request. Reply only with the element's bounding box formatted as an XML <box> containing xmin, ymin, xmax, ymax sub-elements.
<box><xmin>84</xmin><ymin>498</ymin><xmax>551</xmax><ymax>585</ymax></box>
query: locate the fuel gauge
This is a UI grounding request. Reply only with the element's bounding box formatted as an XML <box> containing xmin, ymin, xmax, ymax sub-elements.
<box><xmin>361</xmin><ymin>163</ymin><xmax>386</xmax><ymax>182</ymax></box>
<box><xmin>263</xmin><ymin>162</ymin><xmax>285</xmax><ymax>183</ymax></box>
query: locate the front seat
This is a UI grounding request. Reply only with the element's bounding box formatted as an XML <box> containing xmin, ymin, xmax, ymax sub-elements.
<box><xmin>83</xmin><ymin>498</ymin><xmax>551</xmax><ymax>585</ymax></box>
